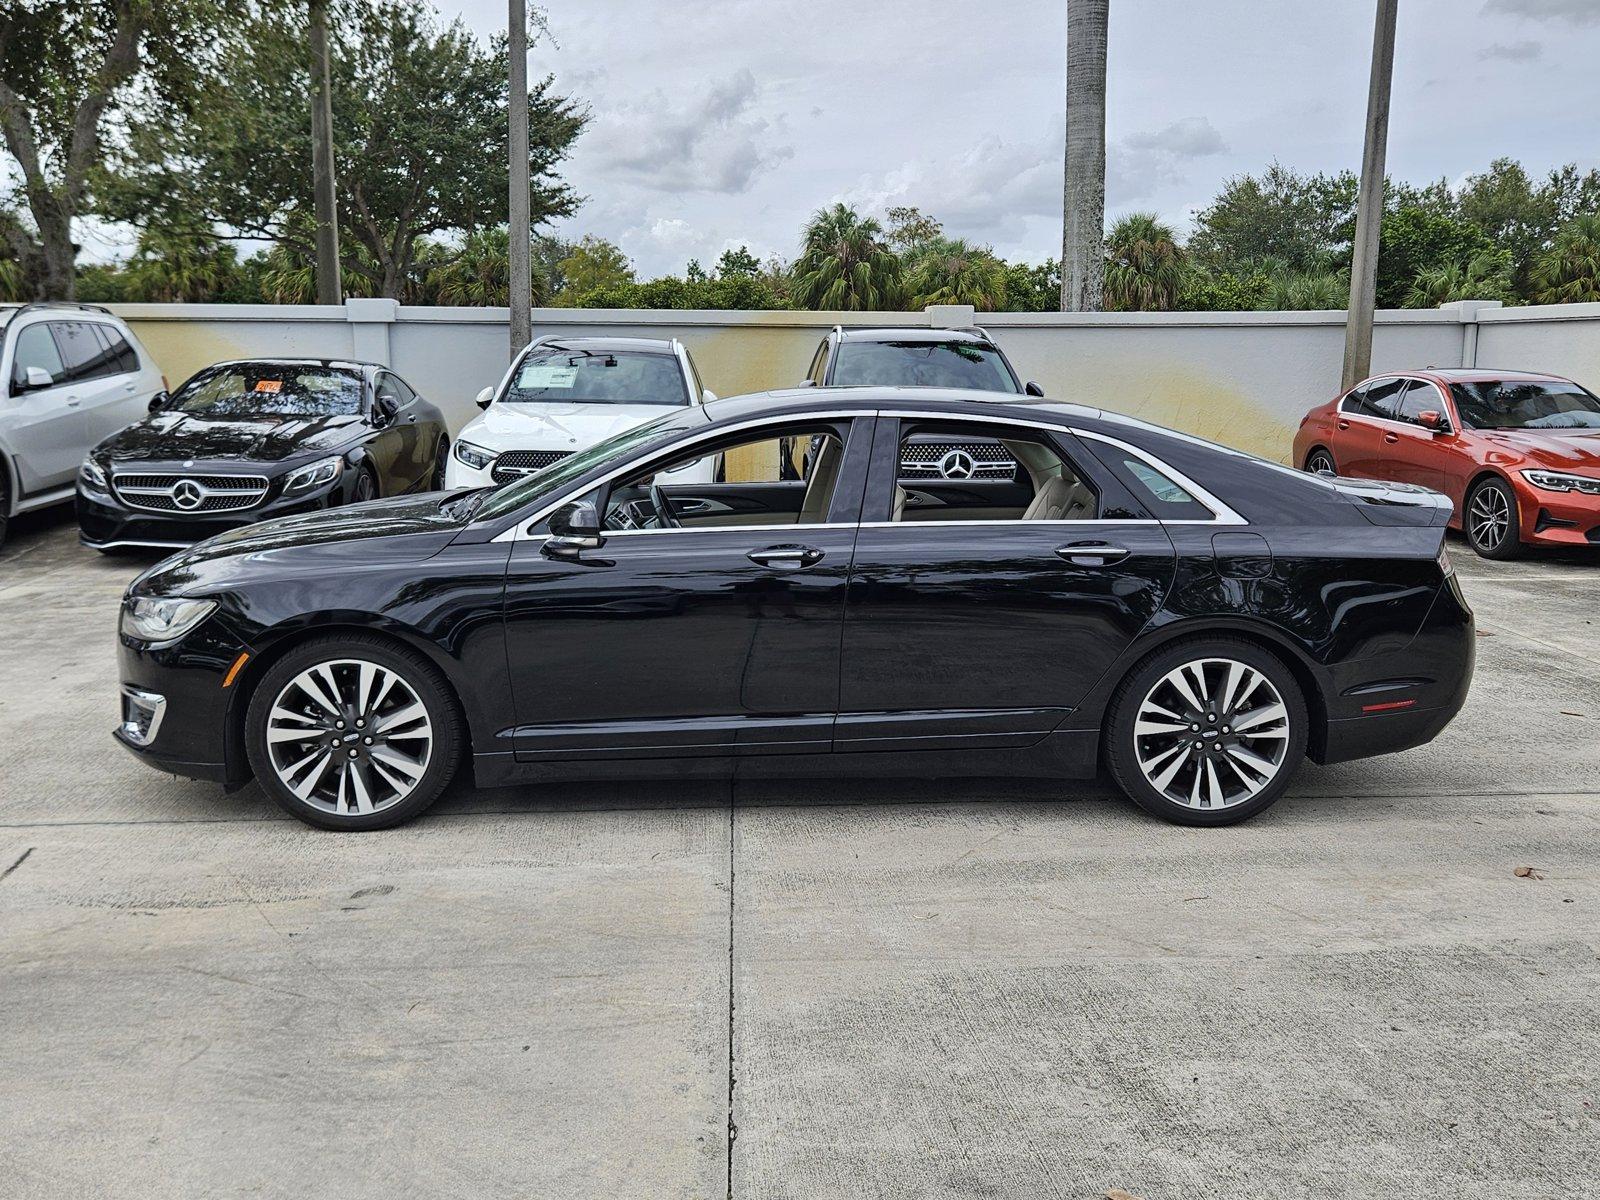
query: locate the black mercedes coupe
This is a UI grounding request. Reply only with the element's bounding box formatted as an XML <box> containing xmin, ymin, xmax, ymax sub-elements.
<box><xmin>77</xmin><ymin>358</ymin><xmax>448</xmax><ymax>552</ymax></box>
<box><xmin>112</xmin><ymin>388</ymin><xmax>1474</xmax><ymax>830</ymax></box>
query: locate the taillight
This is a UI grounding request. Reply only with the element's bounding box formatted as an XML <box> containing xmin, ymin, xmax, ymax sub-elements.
<box><xmin>1437</xmin><ymin>542</ymin><xmax>1455</xmax><ymax>578</ymax></box>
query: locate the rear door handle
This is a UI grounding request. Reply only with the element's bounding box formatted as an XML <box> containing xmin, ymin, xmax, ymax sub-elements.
<box><xmin>1337</xmin><ymin>419</ymin><xmax>1350</xmax><ymax>430</ymax></box>
<box><xmin>1384</xmin><ymin>433</ymin><xmax>1399</xmax><ymax>443</ymax></box>
<box><xmin>748</xmin><ymin>544</ymin><xmax>823</xmax><ymax>570</ymax></box>
<box><xmin>1056</xmin><ymin>541</ymin><xmax>1129</xmax><ymax>566</ymax></box>
<box><xmin>65</xmin><ymin>395</ymin><xmax>81</xmax><ymax>407</ymax></box>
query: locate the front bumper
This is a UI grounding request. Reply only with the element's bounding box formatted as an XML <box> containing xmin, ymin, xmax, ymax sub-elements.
<box><xmin>114</xmin><ymin>617</ymin><xmax>253</xmax><ymax>785</ymax></box>
<box><xmin>443</xmin><ymin>455</ymin><xmax>498</xmax><ymax>490</ymax></box>
<box><xmin>77</xmin><ymin>475</ymin><xmax>351</xmax><ymax>549</ymax></box>
<box><xmin>1514</xmin><ymin>483</ymin><xmax>1600</xmax><ymax>547</ymax></box>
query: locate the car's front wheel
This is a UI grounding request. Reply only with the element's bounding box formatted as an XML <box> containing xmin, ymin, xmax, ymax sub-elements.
<box><xmin>1464</xmin><ymin>475</ymin><xmax>1521</xmax><ymax>559</ymax></box>
<box><xmin>431</xmin><ymin>437</ymin><xmax>450</xmax><ymax>489</ymax></box>
<box><xmin>245</xmin><ymin>635</ymin><xmax>462</xmax><ymax>830</ymax></box>
<box><xmin>1105</xmin><ymin>638</ymin><xmax>1308</xmax><ymax>826</ymax></box>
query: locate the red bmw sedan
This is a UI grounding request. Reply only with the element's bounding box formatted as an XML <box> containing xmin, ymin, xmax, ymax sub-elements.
<box><xmin>1293</xmin><ymin>368</ymin><xmax>1600</xmax><ymax>558</ymax></box>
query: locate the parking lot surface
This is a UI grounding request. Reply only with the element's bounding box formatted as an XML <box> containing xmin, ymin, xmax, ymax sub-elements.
<box><xmin>1</xmin><ymin>507</ymin><xmax>1596</xmax><ymax>1199</ymax></box>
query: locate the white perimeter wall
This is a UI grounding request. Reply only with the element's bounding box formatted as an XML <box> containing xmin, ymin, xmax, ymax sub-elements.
<box><xmin>108</xmin><ymin>298</ymin><xmax>1600</xmax><ymax>463</ymax></box>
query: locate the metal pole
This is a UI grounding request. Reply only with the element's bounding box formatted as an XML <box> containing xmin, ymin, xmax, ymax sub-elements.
<box><xmin>508</xmin><ymin>0</ymin><xmax>532</xmax><ymax>358</ymax></box>
<box><xmin>309</xmin><ymin>0</ymin><xmax>342</xmax><ymax>306</ymax></box>
<box><xmin>1342</xmin><ymin>0</ymin><xmax>1399</xmax><ymax>388</ymax></box>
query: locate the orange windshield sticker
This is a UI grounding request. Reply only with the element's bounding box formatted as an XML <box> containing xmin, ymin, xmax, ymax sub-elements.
<box><xmin>254</xmin><ymin>380</ymin><xmax>283</xmax><ymax>393</ymax></box>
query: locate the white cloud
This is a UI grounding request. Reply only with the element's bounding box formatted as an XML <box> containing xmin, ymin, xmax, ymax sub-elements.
<box><xmin>1124</xmin><ymin>117</ymin><xmax>1229</xmax><ymax>159</ymax></box>
<box><xmin>1478</xmin><ymin>39</ymin><xmax>1543</xmax><ymax>60</ymax></box>
<box><xmin>1483</xmin><ymin>0</ymin><xmax>1600</xmax><ymax>24</ymax></box>
<box><xmin>582</xmin><ymin>69</ymin><xmax>794</xmax><ymax>195</ymax></box>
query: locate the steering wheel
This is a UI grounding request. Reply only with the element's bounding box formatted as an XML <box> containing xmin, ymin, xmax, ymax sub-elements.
<box><xmin>651</xmin><ymin>481</ymin><xmax>681</xmax><ymax>529</ymax></box>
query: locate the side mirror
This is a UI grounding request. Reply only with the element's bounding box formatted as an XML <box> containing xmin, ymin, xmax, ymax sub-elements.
<box><xmin>1024</xmin><ymin>381</ymin><xmax>1045</xmax><ymax>397</ymax></box>
<box><xmin>374</xmin><ymin>393</ymin><xmax>399</xmax><ymax>422</ymax></box>
<box><xmin>147</xmin><ymin>390</ymin><xmax>169</xmax><ymax>414</ymax></box>
<box><xmin>24</xmin><ymin>366</ymin><xmax>54</xmax><ymax>390</ymax></box>
<box><xmin>1419</xmin><ymin>410</ymin><xmax>1448</xmax><ymax>432</ymax></box>
<box><xmin>543</xmin><ymin>498</ymin><xmax>604</xmax><ymax>557</ymax></box>
<box><xmin>475</xmin><ymin>386</ymin><xmax>495</xmax><ymax>410</ymax></box>
<box><xmin>701</xmin><ymin>387</ymin><xmax>717</xmax><ymax>403</ymax></box>
<box><xmin>796</xmin><ymin>379</ymin><xmax>815</xmax><ymax>388</ymax></box>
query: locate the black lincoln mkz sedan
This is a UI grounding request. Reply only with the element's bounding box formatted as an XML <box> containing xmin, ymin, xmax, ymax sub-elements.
<box><xmin>114</xmin><ymin>388</ymin><xmax>1474</xmax><ymax>830</ymax></box>
<box><xmin>78</xmin><ymin>358</ymin><xmax>448</xmax><ymax>551</ymax></box>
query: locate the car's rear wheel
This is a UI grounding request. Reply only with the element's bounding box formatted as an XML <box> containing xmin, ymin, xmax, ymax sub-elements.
<box><xmin>1105</xmin><ymin>638</ymin><xmax>1308</xmax><ymax>826</ymax></box>
<box><xmin>1304</xmin><ymin>448</ymin><xmax>1337</xmax><ymax>476</ymax></box>
<box><xmin>245</xmin><ymin>635</ymin><xmax>462</xmax><ymax>830</ymax></box>
<box><xmin>1465</xmin><ymin>475</ymin><xmax>1521</xmax><ymax>559</ymax></box>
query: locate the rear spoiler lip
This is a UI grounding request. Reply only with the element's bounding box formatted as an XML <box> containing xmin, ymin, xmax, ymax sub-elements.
<box><xmin>1327</xmin><ymin>475</ymin><xmax>1454</xmax><ymax>528</ymax></box>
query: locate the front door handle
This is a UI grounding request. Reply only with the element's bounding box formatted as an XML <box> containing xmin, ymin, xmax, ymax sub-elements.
<box><xmin>1056</xmin><ymin>541</ymin><xmax>1129</xmax><ymax>566</ymax></box>
<box><xmin>748</xmin><ymin>544</ymin><xmax>823</xmax><ymax>570</ymax></box>
<box><xmin>1384</xmin><ymin>433</ymin><xmax>1399</xmax><ymax>444</ymax></box>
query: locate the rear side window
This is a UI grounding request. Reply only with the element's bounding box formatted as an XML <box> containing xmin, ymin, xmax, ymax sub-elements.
<box><xmin>51</xmin><ymin>321</ymin><xmax>121</xmax><ymax>384</ymax></box>
<box><xmin>10</xmin><ymin>323</ymin><xmax>66</xmax><ymax>389</ymax></box>
<box><xmin>1117</xmin><ymin>456</ymin><xmax>1213</xmax><ymax>520</ymax></box>
<box><xmin>94</xmin><ymin>324</ymin><xmax>140</xmax><ymax>374</ymax></box>
<box><xmin>1343</xmin><ymin>376</ymin><xmax>1405</xmax><ymax>419</ymax></box>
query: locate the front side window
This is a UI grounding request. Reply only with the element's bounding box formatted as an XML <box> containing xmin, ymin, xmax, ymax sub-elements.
<box><xmin>831</xmin><ymin>340</ymin><xmax>1019</xmax><ymax>392</ymax></box>
<box><xmin>1394</xmin><ymin>381</ymin><xmax>1446</xmax><ymax>425</ymax></box>
<box><xmin>10</xmin><ymin>323</ymin><xmax>66</xmax><ymax>390</ymax></box>
<box><xmin>504</xmin><ymin>348</ymin><xmax>689</xmax><ymax>406</ymax></box>
<box><xmin>602</xmin><ymin>424</ymin><xmax>850</xmax><ymax>531</ymax></box>
<box><xmin>168</xmin><ymin>364</ymin><xmax>364</xmax><ymax>418</ymax></box>
<box><xmin>1451</xmin><ymin>379</ymin><xmax>1600</xmax><ymax>431</ymax></box>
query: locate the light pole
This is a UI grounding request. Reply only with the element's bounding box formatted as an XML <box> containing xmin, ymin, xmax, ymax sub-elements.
<box><xmin>508</xmin><ymin>0</ymin><xmax>532</xmax><ymax>359</ymax></box>
<box><xmin>309</xmin><ymin>0</ymin><xmax>342</xmax><ymax>306</ymax></box>
<box><xmin>1342</xmin><ymin>0</ymin><xmax>1399</xmax><ymax>388</ymax></box>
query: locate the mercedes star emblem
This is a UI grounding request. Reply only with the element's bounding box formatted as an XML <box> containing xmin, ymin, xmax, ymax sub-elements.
<box><xmin>938</xmin><ymin>449</ymin><xmax>976</xmax><ymax>480</ymax></box>
<box><xmin>172</xmin><ymin>480</ymin><xmax>205</xmax><ymax>510</ymax></box>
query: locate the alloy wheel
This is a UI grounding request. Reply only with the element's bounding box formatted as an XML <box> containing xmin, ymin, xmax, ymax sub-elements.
<box><xmin>264</xmin><ymin>658</ymin><xmax>433</xmax><ymax>816</ymax></box>
<box><xmin>1468</xmin><ymin>484</ymin><xmax>1510</xmax><ymax>553</ymax></box>
<box><xmin>1132</xmin><ymin>657</ymin><xmax>1292</xmax><ymax>811</ymax></box>
<box><xmin>1306</xmin><ymin>450</ymin><xmax>1336</xmax><ymax>476</ymax></box>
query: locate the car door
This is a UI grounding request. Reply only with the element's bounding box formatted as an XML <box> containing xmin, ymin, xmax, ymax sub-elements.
<box><xmin>376</xmin><ymin>372</ymin><xmax>429</xmax><ymax>490</ymax></box>
<box><xmin>3</xmin><ymin>320</ymin><xmax>88</xmax><ymax>495</ymax></box>
<box><xmin>79</xmin><ymin>323</ymin><xmax>150</xmax><ymax>444</ymax></box>
<box><xmin>49</xmin><ymin>321</ymin><xmax>131</xmax><ymax>444</ymax></box>
<box><xmin>500</xmin><ymin>414</ymin><xmax>872</xmax><ymax>761</ymax></box>
<box><xmin>1334</xmin><ymin>376</ymin><xmax>1406</xmax><ymax>479</ymax></box>
<box><xmin>836</xmin><ymin>414</ymin><xmax>1178</xmax><ymax>751</ymax></box>
<box><xmin>1372</xmin><ymin>379</ymin><xmax>1452</xmax><ymax>492</ymax></box>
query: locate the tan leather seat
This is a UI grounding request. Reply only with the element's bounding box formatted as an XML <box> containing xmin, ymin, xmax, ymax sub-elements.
<box><xmin>892</xmin><ymin>485</ymin><xmax>907</xmax><ymax>522</ymax></box>
<box><xmin>1022</xmin><ymin>474</ymin><xmax>1095</xmax><ymax>521</ymax></box>
<box><xmin>799</xmin><ymin>437</ymin><xmax>842</xmax><ymax>524</ymax></box>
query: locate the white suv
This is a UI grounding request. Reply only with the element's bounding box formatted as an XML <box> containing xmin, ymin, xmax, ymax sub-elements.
<box><xmin>445</xmin><ymin>335</ymin><xmax>717</xmax><ymax>489</ymax></box>
<box><xmin>0</xmin><ymin>303</ymin><xmax>166</xmax><ymax>547</ymax></box>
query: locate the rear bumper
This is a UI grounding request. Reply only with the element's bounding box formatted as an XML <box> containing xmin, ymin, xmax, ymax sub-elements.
<box><xmin>1316</xmin><ymin>574</ymin><xmax>1475</xmax><ymax>764</ymax></box>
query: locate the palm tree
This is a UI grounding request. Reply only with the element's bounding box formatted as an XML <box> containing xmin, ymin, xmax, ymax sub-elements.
<box><xmin>122</xmin><ymin>230</ymin><xmax>241</xmax><ymax>302</ymax></box>
<box><xmin>1062</xmin><ymin>0</ymin><xmax>1109</xmax><ymax>311</ymax></box>
<box><xmin>1532</xmin><ymin>214</ymin><xmax>1600</xmax><ymax>305</ymax></box>
<box><xmin>905</xmin><ymin>237</ymin><xmax>1008</xmax><ymax>310</ymax></box>
<box><xmin>426</xmin><ymin>227</ymin><xmax>550</xmax><ymax>307</ymax></box>
<box><xmin>1406</xmin><ymin>251</ymin><xmax>1513</xmax><ymax>308</ymax></box>
<box><xmin>791</xmin><ymin>203</ymin><xmax>904</xmax><ymax>311</ymax></box>
<box><xmin>1103</xmin><ymin>213</ymin><xmax>1184</xmax><ymax>311</ymax></box>
<box><xmin>1259</xmin><ymin>269</ymin><xmax>1348</xmax><ymax>312</ymax></box>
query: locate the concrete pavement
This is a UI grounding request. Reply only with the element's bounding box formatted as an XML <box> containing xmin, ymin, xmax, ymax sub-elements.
<box><xmin>1</xmin><ymin>506</ymin><xmax>1596</xmax><ymax>1198</ymax></box>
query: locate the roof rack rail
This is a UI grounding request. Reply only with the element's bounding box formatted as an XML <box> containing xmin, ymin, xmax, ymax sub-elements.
<box><xmin>5</xmin><ymin>300</ymin><xmax>114</xmax><ymax>318</ymax></box>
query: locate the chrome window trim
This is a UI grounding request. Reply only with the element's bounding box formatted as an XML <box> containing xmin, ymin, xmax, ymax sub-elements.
<box><xmin>491</xmin><ymin>409</ymin><xmax>878</xmax><ymax>542</ymax></box>
<box><xmin>489</xmin><ymin>406</ymin><xmax>1247</xmax><ymax>543</ymax></box>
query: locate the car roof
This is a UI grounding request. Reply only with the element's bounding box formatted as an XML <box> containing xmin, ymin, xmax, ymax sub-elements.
<box><xmin>203</xmin><ymin>357</ymin><xmax>377</xmax><ymax>373</ymax></box>
<box><xmin>834</xmin><ymin>326</ymin><xmax>996</xmax><ymax>345</ymax></box>
<box><xmin>528</xmin><ymin>335</ymin><xmax>678</xmax><ymax>356</ymax></box>
<box><xmin>1387</xmin><ymin>367</ymin><xmax>1574</xmax><ymax>384</ymax></box>
<box><xmin>703</xmin><ymin>386</ymin><xmax>1100</xmax><ymax>427</ymax></box>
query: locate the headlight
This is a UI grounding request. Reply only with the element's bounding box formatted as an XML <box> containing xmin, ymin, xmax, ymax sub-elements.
<box><xmin>284</xmin><ymin>455</ymin><xmax>344</xmax><ymax>493</ymax></box>
<box><xmin>1521</xmin><ymin>469</ymin><xmax>1600</xmax><ymax>496</ymax></box>
<box><xmin>78</xmin><ymin>458</ymin><xmax>109</xmax><ymax>494</ymax></box>
<box><xmin>120</xmin><ymin>596</ymin><xmax>217</xmax><ymax>647</ymax></box>
<box><xmin>454</xmin><ymin>439</ymin><xmax>496</xmax><ymax>470</ymax></box>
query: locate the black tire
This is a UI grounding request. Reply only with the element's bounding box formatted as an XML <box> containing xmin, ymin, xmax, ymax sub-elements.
<box><xmin>0</xmin><ymin>465</ymin><xmax>10</xmax><ymax>550</ymax></box>
<box><xmin>245</xmin><ymin>634</ymin><xmax>463</xmax><ymax>831</ymax></box>
<box><xmin>352</xmin><ymin>465</ymin><xmax>379</xmax><ymax>504</ymax></box>
<box><xmin>1104</xmin><ymin>636</ymin><xmax>1309</xmax><ymax>827</ymax></box>
<box><xmin>1304</xmin><ymin>447</ymin><xmax>1337</xmax><ymax>476</ymax></box>
<box><xmin>431</xmin><ymin>437</ymin><xmax>450</xmax><ymax>490</ymax></box>
<box><xmin>1464</xmin><ymin>475</ymin><xmax>1521</xmax><ymax>560</ymax></box>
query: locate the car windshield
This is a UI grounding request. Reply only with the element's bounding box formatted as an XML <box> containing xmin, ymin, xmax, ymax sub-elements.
<box><xmin>502</xmin><ymin>349</ymin><xmax>688</xmax><ymax>406</ymax></box>
<box><xmin>831</xmin><ymin>340</ymin><xmax>1019</xmax><ymax>391</ymax></box>
<box><xmin>474</xmin><ymin>410</ymin><xmax>693</xmax><ymax>522</ymax></box>
<box><xmin>169</xmin><ymin>365</ymin><xmax>364</xmax><ymax>418</ymax></box>
<box><xmin>1451</xmin><ymin>379</ymin><xmax>1600</xmax><ymax>431</ymax></box>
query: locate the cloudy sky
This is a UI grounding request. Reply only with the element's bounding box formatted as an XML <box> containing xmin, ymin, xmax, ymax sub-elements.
<box><xmin>441</xmin><ymin>0</ymin><xmax>1600</xmax><ymax>278</ymax></box>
